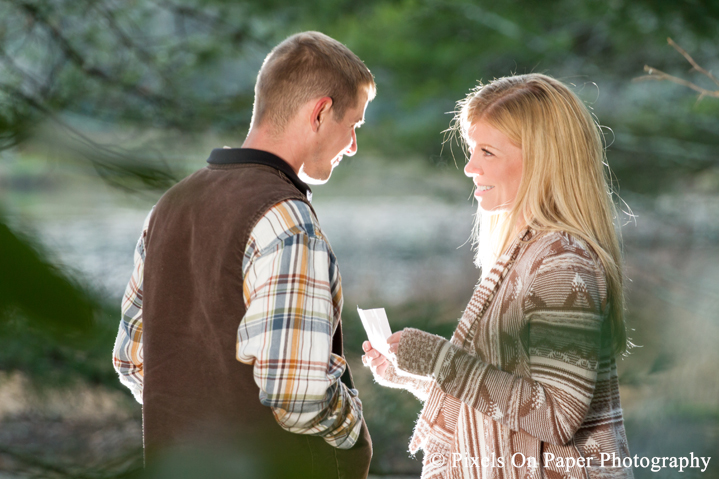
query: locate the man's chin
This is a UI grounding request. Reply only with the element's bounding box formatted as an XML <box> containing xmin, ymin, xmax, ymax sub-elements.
<box><xmin>298</xmin><ymin>169</ymin><xmax>331</xmax><ymax>185</ymax></box>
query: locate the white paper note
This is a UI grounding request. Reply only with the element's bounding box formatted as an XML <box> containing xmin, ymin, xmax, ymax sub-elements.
<box><xmin>357</xmin><ymin>307</ymin><xmax>393</xmax><ymax>358</ymax></box>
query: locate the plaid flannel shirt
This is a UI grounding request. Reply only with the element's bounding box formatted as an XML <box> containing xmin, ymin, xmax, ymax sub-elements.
<box><xmin>112</xmin><ymin>199</ymin><xmax>363</xmax><ymax>449</ymax></box>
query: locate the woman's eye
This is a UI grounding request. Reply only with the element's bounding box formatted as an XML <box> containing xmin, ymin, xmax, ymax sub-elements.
<box><xmin>482</xmin><ymin>148</ymin><xmax>493</xmax><ymax>156</ymax></box>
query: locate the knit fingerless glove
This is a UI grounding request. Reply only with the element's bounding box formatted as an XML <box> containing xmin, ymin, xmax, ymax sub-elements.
<box><xmin>396</xmin><ymin>327</ymin><xmax>448</xmax><ymax>377</ymax></box>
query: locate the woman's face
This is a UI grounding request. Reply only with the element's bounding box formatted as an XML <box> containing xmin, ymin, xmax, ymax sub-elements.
<box><xmin>464</xmin><ymin>120</ymin><xmax>523</xmax><ymax>213</ymax></box>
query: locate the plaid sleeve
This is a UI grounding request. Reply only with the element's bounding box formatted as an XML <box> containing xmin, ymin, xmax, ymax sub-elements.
<box><xmin>238</xmin><ymin>199</ymin><xmax>363</xmax><ymax>450</ymax></box>
<box><xmin>112</xmin><ymin>209</ymin><xmax>153</xmax><ymax>404</ymax></box>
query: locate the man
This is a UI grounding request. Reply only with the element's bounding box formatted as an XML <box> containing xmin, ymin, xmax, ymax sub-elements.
<box><xmin>113</xmin><ymin>31</ymin><xmax>375</xmax><ymax>478</ymax></box>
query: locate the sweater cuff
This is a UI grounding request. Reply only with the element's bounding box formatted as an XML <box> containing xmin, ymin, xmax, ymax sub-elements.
<box><xmin>396</xmin><ymin>328</ymin><xmax>448</xmax><ymax>377</ymax></box>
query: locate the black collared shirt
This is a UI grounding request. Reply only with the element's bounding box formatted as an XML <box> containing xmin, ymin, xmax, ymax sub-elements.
<box><xmin>207</xmin><ymin>148</ymin><xmax>312</xmax><ymax>201</ymax></box>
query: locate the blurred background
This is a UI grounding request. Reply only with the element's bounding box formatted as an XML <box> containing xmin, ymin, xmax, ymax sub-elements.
<box><xmin>0</xmin><ymin>0</ymin><xmax>718</xmax><ymax>477</ymax></box>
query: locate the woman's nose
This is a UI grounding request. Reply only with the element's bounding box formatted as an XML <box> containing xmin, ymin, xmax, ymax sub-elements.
<box><xmin>464</xmin><ymin>155</ymin><xmax>483</xmax><ymax>177</ymax></box>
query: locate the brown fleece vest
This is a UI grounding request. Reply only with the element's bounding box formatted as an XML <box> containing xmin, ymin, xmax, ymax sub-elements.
<box><xmin>142</xmin><ymin>149</ymin><xmax>371</xmax><ymax>479</ymax></box>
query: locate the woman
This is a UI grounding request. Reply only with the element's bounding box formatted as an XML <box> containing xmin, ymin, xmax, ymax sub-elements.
<box><xmin>362</xmin><ymin>73</ymin><xmax>633</xmax><ymax>479</ymax></box>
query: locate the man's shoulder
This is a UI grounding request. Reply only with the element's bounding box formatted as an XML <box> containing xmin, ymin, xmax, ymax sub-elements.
<box><xmin>156</xmin><ymin>162</ymin><xmax>306</xmax><ymax>215</ymax></box>
<box><xmin>150</xmin><ymin>163</ymin><xmax>311</xmax><ymax>244</ymax></box>
<box><xmin>249</xmin><ymin>199</ymin><xmax>326</xmax><ymax>253</ymax></box>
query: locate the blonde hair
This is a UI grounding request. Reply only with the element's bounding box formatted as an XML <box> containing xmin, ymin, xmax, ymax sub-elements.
<box><xmin>252</xmin><ymin>31</ymin><xmax>376</xmax><ymax>133</ymax></box>
<box><xmin>454</xmin><ymin>73</ymin><xmax>628</xmax><ymax>355</ymax></box>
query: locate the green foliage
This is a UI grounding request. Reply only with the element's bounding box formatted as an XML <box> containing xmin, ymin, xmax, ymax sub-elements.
<box><xmin>0</xmin><ymin>309</ymin><xmax>119</xmax><ymax>388</ymax></box>
<box><xmin>0</xmin><ymin>218</ymin><xmax>121</xmax><ymax>388</ymax></box>
<box><xmin>2</xmin><ymin>0</ymin><xmax>718</xmax><ymax>189</ymax></box>
<box><xmin>0</xmin><ymin>220</ymin><xmax>94</xmax><ymax>335</ymax></box>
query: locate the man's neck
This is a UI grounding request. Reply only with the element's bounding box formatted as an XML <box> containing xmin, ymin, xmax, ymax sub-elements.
<box><xmin>242</xmin><ymin>125</ymin><xmax>306</xmax><ymax>174</ymax></box>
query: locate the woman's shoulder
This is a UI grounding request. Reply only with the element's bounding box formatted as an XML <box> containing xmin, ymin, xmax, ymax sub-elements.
<box><xmin>523</xmin><ymin>229</ymin><xmax>602</xmax><ymax>268</ymax></box>
<box><xmin>518</xmin><ymin>229</ymin><xmax>608</xmax><ymax>309</ymax></box>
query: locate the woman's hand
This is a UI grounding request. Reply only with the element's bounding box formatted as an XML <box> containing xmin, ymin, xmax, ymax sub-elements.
<box><xmin>362</xmin><ymin>331</ymin><xmax>404</xmax><ymax>378</ymax></box>
<box><xmin>387</xmin><ymin>331</ymin><xmax>402</xmax><ymax>354</ymax></box>
<box><xmin>362</xmin><ymin>341</ymin><xmax>391</xmax><ymax>377</ymax></box>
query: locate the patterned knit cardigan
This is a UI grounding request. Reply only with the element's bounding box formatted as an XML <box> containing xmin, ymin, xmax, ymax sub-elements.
<box><xmin>377</xmin><ymin>228</ymin><xmax>633</xmax><ymax>479</ymax></box>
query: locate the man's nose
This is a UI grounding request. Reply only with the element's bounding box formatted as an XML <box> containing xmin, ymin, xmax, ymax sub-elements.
<box><xmin>345</xmin><ymin>130</ymin><xmax>358</xmax><ymax>157</ymax></box>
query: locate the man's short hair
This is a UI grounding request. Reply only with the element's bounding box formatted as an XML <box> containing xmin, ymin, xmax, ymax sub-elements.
<box><xmin>251</xmin><ymin>31</ymin><xmax>376</xmax><ymax>133</ymax></box>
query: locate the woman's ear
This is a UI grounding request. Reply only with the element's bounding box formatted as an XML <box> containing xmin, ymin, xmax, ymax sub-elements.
<box><xmin>310</xmin><ymin>97</ymin><xmax>333</xmax><ymax>132</ymax></box>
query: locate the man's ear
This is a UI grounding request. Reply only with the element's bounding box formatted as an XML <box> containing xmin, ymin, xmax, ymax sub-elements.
<box><xmin>310</xmin><ymin>97</ymin><xmax>333</xmax><ymax>133</ymax></box>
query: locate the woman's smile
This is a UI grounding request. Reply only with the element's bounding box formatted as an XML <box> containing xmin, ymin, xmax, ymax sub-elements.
<box><xmin>473</xmin><ymin>184</ymin><xmax>495</xmax><ymax>195</ymax></box>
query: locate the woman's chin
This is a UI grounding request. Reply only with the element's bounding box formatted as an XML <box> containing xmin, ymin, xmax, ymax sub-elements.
<box><xmin>477</xmin><ymin>203</ymin><xmax>505</xmax><ymax>215</ymax></box>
